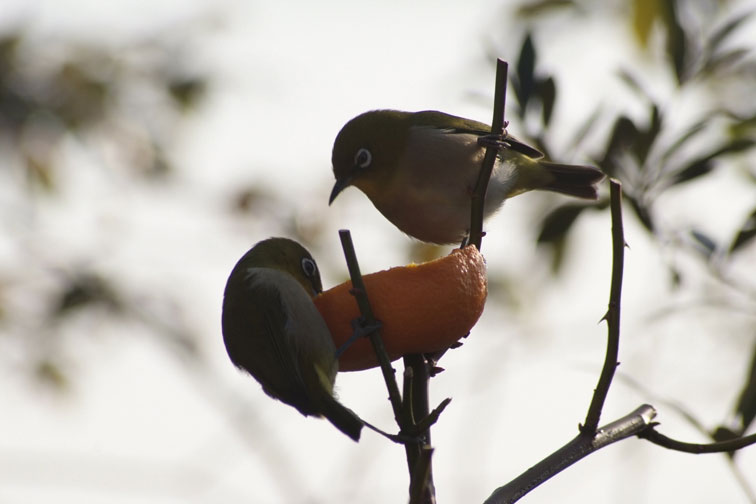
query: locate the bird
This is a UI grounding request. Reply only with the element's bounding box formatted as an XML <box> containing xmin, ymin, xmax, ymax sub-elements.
<box><xmin>221</xmin><ymin>237</ymin><xmax>363</xmax><ymax>441</ymax></box>
<box><xmin>329</xmin><ymin>109</ymin><xmax>605</xmax><ymax>244</ymax></box>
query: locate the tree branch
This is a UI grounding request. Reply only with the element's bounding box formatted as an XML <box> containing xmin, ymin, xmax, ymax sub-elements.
<box><xmin>582</xmin><ymin>179</ymin><xmax>624</xmax><ymax>433</ymax></box>
<box><xmin>639</xmin><ymin>428</ymin><xmax>756</xmax><ymax>454</ymax></box>
<box><xmin>337</xmin><ymin>230</ymin><xmax>434</xmax><ymax>502</ymax></box>
<box><xmin>484</xmin><ymin>405</ymin><xmax>657</xmax><ymax>504</ymax></box>
<box><xmin>468</xmin><ymin>58</ymin><xmax>509</xmax><ymax>251</ymax></box>
<box><xmin>338</xmin><ymin>230</ymin><xmax>404</xmax><ymax>422</ymax></box>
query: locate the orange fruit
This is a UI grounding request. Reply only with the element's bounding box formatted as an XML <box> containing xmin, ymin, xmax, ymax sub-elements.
<box><xmin>313</xmin><ymin>245</ymin><xmax>487</xmax><ymax>371</ymax></box>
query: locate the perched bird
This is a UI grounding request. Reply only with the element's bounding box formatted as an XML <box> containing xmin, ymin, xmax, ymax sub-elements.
<box><xmin>330</xmin><ymin>109</ymin><xmax>605</xmax><ymax>244</ymax></box>
<box><xmin>222</xmin><ymin>237</ymin><xmax>363</xmax><ymax>441</ymax></box>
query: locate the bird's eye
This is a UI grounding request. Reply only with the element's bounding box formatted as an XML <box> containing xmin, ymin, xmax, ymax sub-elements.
<box><xmin>354</xmin><ymin>148</ymin><xmax>372</xmax><ymax>169</ymax></box>
<box><xmin>301</xmin><ymin>257</ymin><xmax>318</xmax><ymax>278</ymax></box>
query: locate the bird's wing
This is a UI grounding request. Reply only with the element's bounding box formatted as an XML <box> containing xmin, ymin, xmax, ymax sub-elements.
<box><xmin>228</xmin><ymin>270</ymin><xmax>315</xmax><ymax>414</ymax></box>
<box><xmin>411</xmin><ymin>110</ymin><xmax>544</xmax><ymax>159</ymax></box>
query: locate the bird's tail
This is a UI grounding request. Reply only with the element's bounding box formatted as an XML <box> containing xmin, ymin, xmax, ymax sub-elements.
<box><xmin>540</xmin><ymin>161</ymin><xmax>605</xmax><ymax>200</ymax></box>
<box><xmin>320</xmin><ymin>394</ymin><xmax>364</xmax><ymax>441</ymax></box>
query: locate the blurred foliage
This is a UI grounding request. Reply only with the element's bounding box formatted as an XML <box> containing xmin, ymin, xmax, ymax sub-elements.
<box><xmin>0</xmin><ymin>28</ymin><xmax>207</xmax><ymax>189</ymax></box>
<box><xmin>502</xmin><ymin>0</ymin><xmax>756</xmax><ymax>477</ymax></box>
<box><xmin>0</xmin><ymin>25</ymin><xmax>209</xmax><ymax>389</ymax></box>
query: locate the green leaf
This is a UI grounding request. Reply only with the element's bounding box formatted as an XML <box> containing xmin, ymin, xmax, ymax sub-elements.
<box><xmin>670</xmin><ymin>138</ymin><xmax>756</xmax><ymax>186</ymax></box>
<box><xmin>632</xmin><ymin>0</ymin><xmax>660</xmax><ymax>48</ymax></box>
<box><xmin>515</xmin><ymin>33</ymin><xmax>536</xmax><ymax>115</ymax></box>
<box><xmin>707</xmin><ymin>10</ymin><xmax>755</xmax><ymax>55</ymax></box>
<box><xmin>670</xmin><ymin>158</ymin><xmax>713</xmax><ymax>185</ymax></box>
<box><xmin>730</xmin><ymin>207</ymin><xmax>756</xmax><ymax>253</ymax></box>
<box><xmin>599</xmin><ymin>116</ymin><xmax>639</xmax><ymax>177</ymax></box>
<box><xmin>660</xmin><ymin>0</ymin><xmax>688</xmax><ymax>84</ymax></box>
<box><xmin>617</xmin><ymin>68</ymin><xmax>649</xmax><ymax>98</ymax></box>
<box><xmin>661</xmin><ymin>119</ymin><xmax>708</xmax><ymax>164</ymax></box>
<box><xmin>701</xmin><ymin>48</ymin><xmax>751</xmax><ymax>76</ymax></box>
<box><xmin>516</xmin><ymin>0</ymin><xmax>575</xmax><ymax>18</ymax></box>
<box><xmin>570</xmin><ymin>106</ymin><xmax>602</xmax><ymax>153</ymax></box>
<box><xmin>635</xmin><ymin>102</ymin><xmax>662</xmax><ymax>165</ymax></box>
<box><xmin>536</xmin><ymin>204</ymin><xmax>586</xmax><ymax>244</ymax></box>
<box><xmin>628</xmin><ymin>196</ymin><xmax>655</xmax><ymax>232</ymax></box>
<box><xmin>537</xmin><ymin>76</ymin><xmax>556</xmax><ymax>127</ymax></box>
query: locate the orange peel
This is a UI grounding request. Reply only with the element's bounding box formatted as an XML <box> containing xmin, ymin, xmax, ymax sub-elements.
<box><xmin>314</xmin><ymin>245</ymin><xmax>487</xmax><ymax>371</ymax></box>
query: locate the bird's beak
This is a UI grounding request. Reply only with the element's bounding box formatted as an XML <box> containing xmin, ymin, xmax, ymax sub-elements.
<box><xmin>328</xmin><ymin>176</ymin><xmax>352</xmax><ymax>205</ymax></box>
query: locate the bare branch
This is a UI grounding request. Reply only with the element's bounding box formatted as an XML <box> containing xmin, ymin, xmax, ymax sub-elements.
<box><xmin>582</xmin><ymin>179</ymin><xmax>624</xmax><ymax>433</ymax></box>
<box><xmin>484</xmin><ymin>405</ymin><xmax>657</xmax><ymax>504</ymax></box>
<box><xmin>468</xmin><ymin>58</ymin><xmax>509</xmax><ymax>251</ymax></box>
<box><xmin>639</xmin><ymin>427</ymin><xmax>756</xmax><ymax>454</ymax></box>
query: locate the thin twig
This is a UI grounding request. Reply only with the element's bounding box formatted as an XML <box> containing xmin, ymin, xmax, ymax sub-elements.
<box><xmin>582</xmin><ymin>179</ymin><xmax>624</xmax><ymax>434</ymax></box>
<box><xmin>639</xmin><ymin>428</ymin><xmax>756</xmax><ymax>454</ymax></box>
<box><xmin>337</xmin><ymin>230</ymin><xmax>404</xmax><ymax>422</ymax></box>
<box><xmin>468</xmin><ymin>58</ymin><xmax>509</xmax><ymax>251</ymax></box>
<box><xmin>338</xmin><ymin>230</ymin><xmax>432</xmax><ymax>501</ymax></box>
<box><xmin>484</xmin><ymin>405</ymin><xmax>657</xmax><ymax>504</ymax></box>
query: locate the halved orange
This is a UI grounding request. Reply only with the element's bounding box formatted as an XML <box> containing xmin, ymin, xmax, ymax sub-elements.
<box><xmin>314</xmin><ymin>245</ymin><xmax>487</xmax><ymax>371</ymax></box>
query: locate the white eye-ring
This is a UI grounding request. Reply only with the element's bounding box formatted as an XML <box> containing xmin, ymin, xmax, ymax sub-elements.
<box><xmin>354</xmin><ymin>148</ymin><xmax>372</xmax><ymax>169</ymax></box>
<box><xmin>301</xmin><ymin>257</ymin><xmax>318</xmax><ymax>278</ymax></box>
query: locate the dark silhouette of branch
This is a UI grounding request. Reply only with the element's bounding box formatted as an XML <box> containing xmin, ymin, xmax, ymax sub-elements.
<box><xmin>484</xmin><ymin>405</ymin><xmax>657</xmax><ymax>504</ymax></box>
<box><xmin>639</xmin><ymin>428</ymin><xmax>756</xmax><ymax>454</ymax></box>
<box><xmin>484</xmin><ymin>178</ymin><xmax>637</xmax><ymax>503</ymax></box>
<box><xmin>469</xmin><ymin>58</ymin><xmax>509</xmax><ymax>251</ymax></box>
<box><xmin>409</xmin><ymin>446</ymin><xmax>435</xmax><ymax>504</ymax></box>
<box><xmin>337</xmin><ymin>230</ymin><xmax>435</xmax><ymax>503</ymax></box>
<box><xmin>337</xmin><ymin>230</ymin><xmax>404</xmax><ymax>420</ymax></box>
<box><xmin>402</xmin><ymin>353</ymin><xmax>437</xmax><ymax>502</ymax></box>
<box><xmin>582</xmin><ymin>179</ymin><xmax>625</xmax><ymax>433</ymax></box>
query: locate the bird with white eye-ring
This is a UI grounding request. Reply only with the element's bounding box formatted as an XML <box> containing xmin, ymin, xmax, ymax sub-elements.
<box><xmin>329</xmin><ymin>109</ymin><xmax>605</xmax><ymax>245</ymax></box>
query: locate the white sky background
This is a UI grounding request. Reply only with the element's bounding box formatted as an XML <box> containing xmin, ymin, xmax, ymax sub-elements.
<box><xmin>1</xmin><ymin>0</ymin><xmax>756</xmax><ymax>503</ymax></box>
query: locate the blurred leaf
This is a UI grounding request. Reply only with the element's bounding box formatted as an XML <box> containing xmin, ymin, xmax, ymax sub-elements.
<box><xmin>514</xmin><ymin>33</ymin><xmax>536</xmax><ymax>116</ymax></box>
<box><xmin>735</xmin><ymin>343</ymin><xmax>756</xmax><ymax>432</ymax></box>
<box><xmin>617</xmin><ymin>68</ymin><xmax>650</xmax><ymax>98</ymax></box>
<box><xmin>661</xmin><ymin>119</ymin><xmax>708</xmax><ymax>164</ymax></box>
<box><xmin>55</xmin><ymin>62</ymin><xmax>109</xmax><ymax>129</ymax></box>
<box><xmin>670</xmin><ymin>158</ymin><xmax>713</xmax><ymax>185</ymax></box>
<box><xmin>516</xmin><ymin>0</ymin><xmax>575</xmax><ymax>18</ymax></box>
<box><xmin>598</xmin><ymin>116</ymin><xmax>639</xmax><ymax>177</ymax></box>
<box><xmin>537</xmin><ymin>76</ymin><xmax>556</xmax><ymax>127</ymax></box>
<box><xmin>168</xmin><ymin>77</ymin><xmax>206</xmax><ymax>110</ymax></box>
<box><xmin>635</xmin><ymin>103</ymin><xmax>662</xmax><ymax>165</ymax></box>
<box><xmin>24</xmin><ymin>154</ymin><xmax>56</xmax><ymax>192</ymax></box>
<box><xmin>700</xmin><ymin>48</ymin><xmax>751</xmax><ymax>76</ymax></box>
<box><xmin>730</xmin><ymin>208</ymin><xmax>756</xmax><ymax>253</ymax></box>
<box><xmin>670</xmin><ymin>138</ymin><xmax>756</xmax><ymax>186</ymax></box>
<box><xmin>728</xmin><ymin>112</ymin><xmax>756</xmax><ymax>138</ymax></box>
<box><xmin>628</xmin><ymin>195</ymin><xmax>655</xmax><ymax>232</ymax></box>
<box><xmin>660</xmin><ymin>0</ymin><xmax>688</xmax><ymax>84</ymax></box>
<box><xmin>536</xmin><ymin>204</ymin><xmax>586</xmax><ymax>244</ymax></box>
<box><xmin>54</xmin><ymin>273</ymin><xmax>121</xmax><ymax>317</ymax></box>
<box><xmin>689</xmin><ymin>229</ymin><xmax>717</xmax><ymax>260</ymax></box>
<box><xmin>632</xmin><ymin>0</ymin><xmax>661</xmax><ymax>48</ymax></box>
<box><xmin>35</xmin><ymin>359</ymin><xmax>69</xmax><ymax>391</ymax></box>
<box><xmin>711</xmin><ymin>426</ymin><xmax>740</xmax><ymax>458</ymax></box>
<box><xmin>707</xmin><ymin>10</ymin><xmax>754</xmax><ymax>56</ymax></box>
<box><xmin>570</xmin><ymin>106</ymin><xmax>601</xmax><ymax>153</ymax></box>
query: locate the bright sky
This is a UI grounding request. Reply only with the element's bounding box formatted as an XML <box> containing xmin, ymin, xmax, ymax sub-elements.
<box><xmin>1</xmin><ymin>1</ymin><xmax>755</xmax><ymax>503</ymax></box>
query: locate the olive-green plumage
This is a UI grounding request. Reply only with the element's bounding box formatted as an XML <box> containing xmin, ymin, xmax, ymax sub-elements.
<box><xmin>222</xmin><ymin>237</ymin><xmax>362</xmax><ymax>441</ymax></box>
<box><xmin>330</xmin><ymin>109</ymin><xmax>605</xmax><ymax>244</ymax></box>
